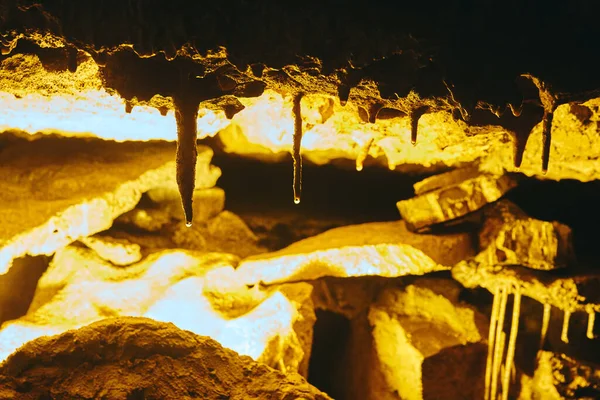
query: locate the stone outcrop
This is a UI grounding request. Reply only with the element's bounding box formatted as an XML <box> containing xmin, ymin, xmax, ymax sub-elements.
<box><xmin>0</xmin><ymin>317</ymin><xmax>331</xmax><ymax>400</ymax></box>
<box><xmin>234</xmin><ymin>220</ymin><xmax>474</xmax><ymax>286</ymax></box>
<box><xmin>477</xmin><ymin>200</ymin><xmax>574</xmax><ymax>270</ymax></box>
<box><xmin>0</xmin><ymin>133</ymin><xmax>221</xmax><ymax>275</ymax></box>
<box><xmin>368</xmin><ymin>278</ymin><xmax>488</xmax><ymax>400</ymax></box>
<box><xmin>397</xmin><ymin>168</ymin><xmax>517</xmax><ymax>232</ymax></box>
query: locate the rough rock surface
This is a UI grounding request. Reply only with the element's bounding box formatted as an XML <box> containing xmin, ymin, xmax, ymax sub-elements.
<box><xmin>2</xmin><ymin>2</ymin><xmax>600</xmax><ymax>181</ymax></box>
<box><xmin>452</xmin><ymin>262</ymin><xmax>600</xmax><ymax>314</ymax></box>
<box><xmin>235</xmin><ymin>220</ymin><xmax>475</xmax><ymax>286</ymax></box>
<box><xmin>527</xmin><ymin>351</ymin><xmax>600</xmax><ymax>400</ymax></box>
<box><xmin>397</xmin><ymin>170</ymin><xmax>516</xmax><ymax>231</ymax></box>
<box><xmin>79</xmin><ymin>234</ymin><xmax>142</xmax><ymax>266</ymax></box>
<box><xmin>368</xmin><ymin>278</ymin><xmax>488</xmax><ymax>400</ymax></box>
<box><xmin>0</xmin><ymin>247</ymin><xmax>310</xmax><ymax>372</ymax></box>
<box><xmin>173</xmin><ymin>210</ymin><xmax>266</xmax><ymax>258</ymax></box>
<box><xmin>0</xmin><ymin>134</ymin><xmax>221</xmax><ymax>275</ymax></box>
<box><xmin>0</xmin><ymin>317</ymin><xmax>331</xmax><ymax>400</ymax></box>
<box><xmin>477</xmin><ymin>200</ymin><xmax>574</xmax><ymax>270</ymax></box>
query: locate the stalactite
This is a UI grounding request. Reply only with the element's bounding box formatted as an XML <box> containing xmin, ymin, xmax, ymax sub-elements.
<box><xmin>485</xmin><ymin>287</ymin><xmax>502</xmax><ymax>400</ymax></box>
<box><xmin>490</xmin><ymin>286</ymin><xmax>509</xmax><ymax>400</ymax></box>
<box><xmin>540</xmin><ymin>303</ymin><xmax>551</xmax><ymax>349</ymax></box>
<box><xmin>587</xmin><ymin>310</ymin><xmax>596</xmax><ymax>340</ymax></box>
<box><xmin>174</xmin><ymin>96</ymin><xmax>200</xmax><ymax>227</ymax></box>
<box><xmin>292</xmin><ymin>93</ymin><xmax>304</xmax><ymax>204</ymax></box>
<box><xmin>409</xmin><ymin>106</ymin><xmax>428</xmax><ymax>145</ymax></box>
<box><xmin>355</xmin><ymin>138</ymin><xmax>374</xmax><ymax>171</ymax></box>
<box><xmin>561</xmin><ymin>310</ymin><xmax>571</xmax><ymax>343</ymax></box>
<box><xmin>67</xmin><ymin>46</ymin><xmax>78</xmax><ymax>73</ymax></box>
<box><xmin>492</xmin><ymin>331</ymin><xmax>506</xmax><ymax>400</ymax></box>
<box><xmin>125</xmin><ymin>100</ymin><xmax>133</xmax><ymax>114</ymax></box>
<box><xmin>541</xmin><ymin>111</ymin><xmax>554</xmax><ymax>174</ymax></box>
<box><xmin>502</xmin><ymin>286</ymin><xmax>521</xmax><ymax>400</ymax></box>
<box><xmin>368</xmin><ymin>103</ymin><xmax>384</xmax><ymax>124</ymax></box>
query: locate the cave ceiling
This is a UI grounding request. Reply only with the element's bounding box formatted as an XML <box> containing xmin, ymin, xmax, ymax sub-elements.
<box><xmin>1</xmin><ymin>0</ymin><xmax>600</xmax><ymax>208</ymax></box>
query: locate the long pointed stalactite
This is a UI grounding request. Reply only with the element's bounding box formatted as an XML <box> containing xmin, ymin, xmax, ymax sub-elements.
<box><xmin>292</xmin><ymin>93</ymin><xmax>304</xmax><ymax>204</ymax></box>
<box><xmin>541</xmin><ymin>111</ymin><xmax>554</xmax><ymax>174</ymax></box>
<box><xmin>174</xmin><ymin>95</ymin><xmax>200</xmax><ymax>227</ymax></box>
<box><xmin>522</xmin><ymin>74</ymin><xmax>558</xmax><ymax>174</ymax></box>
<box><xmin>409</xmin><ymin>106</ymin><xmax>428</xmax><ymax>145</ymax></box>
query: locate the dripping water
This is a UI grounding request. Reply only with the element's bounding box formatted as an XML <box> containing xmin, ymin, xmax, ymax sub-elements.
<box><xmin>292</xmin><ymin>93</ymin><xmax>304</xmax><ymax>204</ymax></box>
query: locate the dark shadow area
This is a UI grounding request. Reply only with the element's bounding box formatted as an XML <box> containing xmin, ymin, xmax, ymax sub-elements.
<box><xmin>210</xmin><ymin>153</ymin><xmax>426</xmax><ymax>224</ymax></box>
<box><xmin>506</xmin><ymin>178</ymin><xmax>600</xmax><ymax>266</ymax></box>
<box><xmin>0</xmin><ymin>255</ymin><xmax>51</xmax><ymax>325</ymax></box>
<box><xmin>307</xmin><ymin>310</ymin><xmax>352</xmax><ymax>399</ymax></box>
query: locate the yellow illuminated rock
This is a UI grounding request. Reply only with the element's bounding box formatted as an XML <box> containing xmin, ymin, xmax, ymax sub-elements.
<box><xmin>0</xmin><ymin>318</ymin><xmax>330</xmax><ymax>399</ymax></box>
<box><xmin>0</xmin><ymin>246</ymin><xmax>312</xmax><ymax>374</ymax></box>
<box><xmin>79</xmin><ymin>234</ymin><xmax>142</xmax><ymax>266</ymax></box>
<box><xmin>397</xmin><ymin>171</ymin><xmax>517</xmax><ymax>232</ymax></box>
<box><xmin>3</xmin><ymin>54</ymin><xmax>600</xmax><ymax>184</ymax></box>
<box><xmin>235</xmin><ymin>221</ymin><xmax>474</xmax><ymax>286</ymax></box>
<box><xmin>368</xmin><ymin>278</ymin><xmax>488</xmax><ymax>400</ymax></box>
<box><xmin>0</xmin><ymin>54</ymin><xmax>228</xmax><ymax>141</ymax></box>
<box><xmin>477</xmin><ymin>200</ymin><xmax>574</xmax><ymax>270</ymax></box>
<box><xmin>0</xmin><ymin>135</ymin><xmax>221</xmax><ymax>275</ymax></box>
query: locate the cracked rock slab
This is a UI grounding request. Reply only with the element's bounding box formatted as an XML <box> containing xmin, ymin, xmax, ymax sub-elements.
<box><xmin>477</xmin><ymin>200</ymin><xmax>574</xmax><ymax>270</ymax></box>
<box><xmin>397</xmin><ymin>170</ymin><xmax>517</xmax><ymax>232</ymax></box>
<box><xmin>0</xmin><ymin>317</ymin><xmax>330</xmax><ymax>400</ymax></box>
<box><xmin>235</xmin><ymin>221</ymin><xmax>475</xmax><ymax>286</ymax></box>
<box><xmin>0</xmin><ymin>134</ymin><xmax>221</xmax><ymax>275</ymax></box>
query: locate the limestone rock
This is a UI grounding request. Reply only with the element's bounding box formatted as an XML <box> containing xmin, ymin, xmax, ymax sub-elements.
<box><xmin>528</xmin><ymin>351</ymin><xmax>600</xmax><ymax>399</ymax></box>
<box><xmin>0</xmin><ymin>134</ymin><xmax>221</xmax><ymax>275</ymax></box>
<box><xmin>79</xmin><ymin>234</ymin><xmax>142</xmax><ymax>266</ymax></box>
<box><xmin>477</xmin><ymin>200</ymin><xmax>574</xmax><ymax>270</ymax></box>
<box><xmin>397</xmin><ymin>170</ymin><xmax>517</xmax><ymax>232</ymax></box>
<box><xmin>235</xmin><ymin>220</ymin><xmax>475</xmax><ymax>286</ymax></box>
<box><xmin>173</xmin><ymin>210</ymin><xmax>266</xmax><ymax>258</ymax></box>
<box><xmin>452</xmin><ymin>262</ymin><xmax>600</xmax><ymax>314</ymax></box>
<box><xmin>0</xmin><ymin>317</ymin><xmax>331</xmax><ymax>400</ymax></box>
<box><xmin>368</xmin><ymin>278</ymin><xmax>488</xmax><ymax>400</ymax></box>
<box><xmin>0</xmin><ymin>246</ymin><xmax>311</xmax><ymax>375</ymax></box>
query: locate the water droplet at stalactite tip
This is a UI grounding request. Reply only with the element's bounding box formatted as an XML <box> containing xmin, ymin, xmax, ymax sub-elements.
<box><xmin>185</xmin><ymin>221</ymin><xmax>192</xmax><ymax>228</ymax></box>
<box><xmin>292</xmin><ymin>93</ymin><xmax>304</xmax><ymax>205</ymax></box>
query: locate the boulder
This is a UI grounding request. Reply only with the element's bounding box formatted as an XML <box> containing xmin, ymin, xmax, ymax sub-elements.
<box><xmin>0</xmin><ymin>317</ymin><xmax>331</xmax><ymax>400</ymax></box>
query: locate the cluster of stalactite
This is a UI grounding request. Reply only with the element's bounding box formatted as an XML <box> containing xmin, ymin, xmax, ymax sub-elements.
<box><xmin>484</xmin><ymin>284</ymin><xmax>597</xmax><ymax>400</ymax></box>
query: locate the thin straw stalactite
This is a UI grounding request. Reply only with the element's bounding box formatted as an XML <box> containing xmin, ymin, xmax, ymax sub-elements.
<box><xmin>490</xmin><ymin>286</ymin><xmax>509</xmax><ymax>400</ymax></box>
<box><xmin>292</xmin><ymin>93</ymin><xmax>304</xmax><ymax>204</ymax></box>
<box><xmin>502</xmin><ymin>286</ymin><xmax>521</xmax><ymax>400</ymax></box>
<box><xmin>485</xmin><ymin>286</ymin><xmax>502</xmax><ymax>400</ymax></box>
